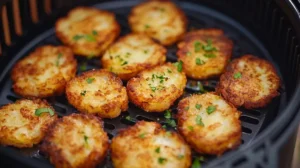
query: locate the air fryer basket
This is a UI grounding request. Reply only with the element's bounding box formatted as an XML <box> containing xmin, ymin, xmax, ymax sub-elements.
<box><xmin>0</xmin><ymin>0</ymin><xmax>299</xmax><ymax>168</ymax></box>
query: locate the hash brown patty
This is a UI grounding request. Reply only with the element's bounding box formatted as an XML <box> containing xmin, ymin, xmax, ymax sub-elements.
<box><xmin>216</xmin><ymin>54</ymin><xmax>280</xmax><ymax>109</ymax></box>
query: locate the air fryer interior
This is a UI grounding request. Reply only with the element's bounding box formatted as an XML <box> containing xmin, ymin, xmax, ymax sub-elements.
<box><xmin>0</xmin><ymin>0</ymin><xmax>299</xmax><ymax>168</ymax></box>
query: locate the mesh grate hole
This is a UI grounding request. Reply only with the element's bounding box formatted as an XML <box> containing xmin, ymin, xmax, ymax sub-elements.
<box><xmin>232</xmin><ymin>157</ymin><xmax>247</xmax><ymax>167</ymax></box>
<box><xmin>242</xmin><ymin>126</ymin><xmax>252</xmax><ymax>134</ymax></box>
<box><xmin>136</xmin><ymin>115</ymin><xmax>154</xmax><ymax>122</ymax></box>
<box><xmin>6</xmin><ymin>95</ymin><xmax>19</xmax><ymax>102</ymax></box>
<box><xmin>107</xmin><ymin>133</ymin><xmax>114</xmax><ymax>139</ymax></box>
<box><xmin>52</xmin><ymin>104</ymin><xmax>67</xmax><ymax>114</ymax></box>
<box><xmin>104</xmin><ymin>123</ymin><xmax>115</xmax><ymax>130</ymax></box>
<box><xmin>240</xmin><ymin>116</ymin><xmax>259</xmax><ymax>125</ymax></box>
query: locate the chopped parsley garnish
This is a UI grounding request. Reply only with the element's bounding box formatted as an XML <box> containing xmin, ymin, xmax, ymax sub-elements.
<box><xmin>121</xmin><ymin>61</ymin><xmax>128</xmax><ymax>66</ymax></box>
<box><xmin>35</xmin><ymin>108</ymin><xmax>55</xmax><ymax>116</ymax></box>
<box><xmin>195</xmin><ymin>104</ymin><xmax>202</xmax><ymax>110</ymax></box>
<box><xmin>80</xmin><ymin>90</ymin><xmax>87</xmax><ymax>96</ymax></box>
<box><xmin>73</xmin><ymin>35</ymin><xmax>84</xmax><ymax>41</ymax></box>
<box><xmin>194</xmin><ymin>41</ymin><xmax>202</xmax><ymax>52</ymax></box>
<box><xmin>92</xmin><ymin>30</ymin><xmax>98</xmax><ymax>35</ymax></box>
<box><xmin>233</xmin><ymin>72</ymin><xmax>242</xmax><ymax>79</ymax></box>
<box><xmin>145</xmin><ymin>24</ymin><xmax>150</xmax><ymax>29</ymax></box>
<box><xmin>188</xmin><ymin>126</ymin><xmax>194</xmax><ymax>131</ymax></box>
<box><xmin>139</xmin><ymin>133</ymin><xmax>146</xmax><ymax>138</ymax></box>
<box><xmin>204</xmin><ymin>53</ymin><xmax>216</xmax><ymax>58</ymax></box>
<box><xmin>125</xmin><ymin>115</ymin><xmax>133</xmax><ymax>121</ymax></box>
<box><xmin>196</xmin><ymin>58</ymin><xmax>205</xmax><ymax>65</ymax></box>
<box><xmin>73</xmin><ymin>30</ymin><xmax>97</xmax><ymax>42</ymax></box>
<box><xmin>86</xmin><ymin>77</ymin><xmax>95</xmax><ymax>84</ymax></box>
<box><xmin>125</xmin><ymin>52</ymin><xmax>131</xmax><ymax>57</ymax></box>
<box><xmin>144</xmin><ymin>50</ymin><xmax>149</xmax><ymax>54</ymax></box>
<box><xmin>196</xmin><ymin>115</ymin><xmax>204</xmax><ymax>126</ymax></box>
<box><xmin>173</xmin><ymin>60</ymin><xmax>183</xmax><ymax>72</ymax></box>
<box><xmin>186</xmin><ymin>51</ymin><xmax>192</xmax><ymax>56</ymax></box>
<box><xmin>177</xmin><ymin>155</ymin><xmax>184</xmax><ymax>159</ymax></box>
<box><xmin>150</xmin><ymin>86</ymin><xmax>157</xmax><ymax>92</ymax></box>
<box><xmin>197</xmin><ymin>82</ymin><xmax>206</xmax><ymax>93</ymax></box>
<box><xmin>167</xmin><ymin>69</ymin><xmax>172</xmax><ymax>73</ymax></box>
<box><xmin>162</xmin><ymin>125</ymin><xmax>167</xmax><ymax>129</ymax></box>
<box><xmin>80</xmin><ymin>62</ymin><xmax>87</xmax><ymax>71</ymax></box>
<box><xmin>84</xmin><ymin>135</ymin><xmax>88</xmax><ymax>145</ymax></box>
<box><xmin>85</xmin><ymin>34</ymin><xmax>96</xmax><ymax>42</ymax></box>
<box><xmin>206</xmin><ymin>105</ymin><xmax>216</xmax><ymax>114</ymax></box>
<box><xmin>166</xmin><ymin>119</ymin><xmax>176</xmax><ymax>127</ymax></box>
<box><xmin>191</xmin><ymin>157</ymin><xmax>201</xmax><ymax>168</ymax></box>
<box><xmin>158</xmin><ymin>157</ymin><xmax>167</xmax><ymax>164</ymax></box>
<box><xmin>184</xmin><ymin>106</ymin><xmax>189</xmax><ymax>111</ymax></box>
<box><xmin>155</xmin><ymin>147</ymin><xmax>160</xmax><ymax>153</ymax></box>
<box><xmin>164</xmin><ymin>110</ymin><xmax>172</xmax><ymax>119</ymax></box>
<box><xmin>202</xmin><ymin>39</ymin><xmax>217</xmax><ymax>51</ymax></box>
<box><xmin>56</xmin><ymin>53</ymin><xmax>62</xmax><ymax>66</ymax></box>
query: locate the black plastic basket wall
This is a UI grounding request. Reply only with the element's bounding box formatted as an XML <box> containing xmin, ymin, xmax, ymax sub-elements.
<box><xmin>0</xmin><ymin>0</ymin><xmax>300</xmax><ymax>168</ymax></box>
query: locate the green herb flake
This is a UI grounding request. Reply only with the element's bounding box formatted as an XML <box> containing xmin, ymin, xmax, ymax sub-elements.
<box><xmin>56</xmin><ymin>53</ymin><xmax>63</xmax><ymax>66</ymax></box>
<box><xmin>167</xmin><ymin>69</ymin><xmax>172</xmax><ymax>73</ymax></box>
<box><xmin>125</xmin><ymin>115</ymin><xmax>133</xmax><ymax>121</ymax></box>
<box><xmin>206</xmin><ymin>105</ymin><xmax>216</xmax><ymax>114</ymax></box>
<box><xmin>195</xmin><ymin>104</ymin><xmax>202</xmax><ymax>110</ymax></box>
<box><xmin>159</xmin><ymin>8</ymin><xmax>165</xmax><ymax>12</ymax></box>
<box><xmin>85</xmin><ymin>34</ymin><xmax>96</xmax><ymax>42</ymax></box>
<box><xmin>233</xmin><ymin>72</ymin><xmax>242</xmax><ymax>79</ymax></box>
<box><xmin>92</xmin><ymin>30</ymin><xmax>98</xmax><ymax>36</ymax></box>
<box><xmin>73</xmin><ymin>34</ymin><xmax>84</xmax><ymax>41</ymax></box>
<box><xmin>86</xmin><ymin>77</ymin><xmax>95</xmax><ymax>84</ymax></box>
<box><xmin>150</xmin><ymin>86</ymin><xmax>157</xmax><ymax>92</ymax></box>
<box><xmin>186</xmin><ymin>51</ymin><xmax>192</xmax><ymax>56</ymax></box>
<box><xmin>191</xmin><ymin>157</ymin><xmax>201</xmax><ymax>168</ymax></box>
<box><xmin>202</xmin><ymin>39</ymin><xmax>217</xmax><ymax>52</ymax></box>
<box><xmin>139</xmin><ymin>133</ymin><xmax>146</xmax><ymax>138</ymax></box>
<box><xmin>184</xmin><ymin>106</ymin><xmax>189</xmax><ymax>111</ymax></box>
<box><xmin>145</xmin><ymin>24</ymin><xmax>150</xmax><ymax>29</ymax></box>
<box><xmin>196</xmin><ymin>115</ymin><xmax>204</xmax><ymax>126</ymax></box>
<box><xmin>177</xmin><ymin>155</ymin><xmax>184</xmax><ymax>159</ymax></box>
<box><xmin>144</xmin><ymin>50</ymin><xmax>149</xmax><ymax>54</ymax></box>
<box><xmin>155</xmin><ymin>147</ymin><xmax>160</xmax><ymax>153</ymax></box>
<box><xmin>80</xmin><ymin>62</ymin><xmax>87</xmax><ymax>71</ymax></box>
<box><xmin>196</xmin><ymin>58</ymin><xmax>205</xmax><ymax>65</ymax></box>
<box><xmin>164</xmin><ymin>110</ymin><xmax>172</xmax><ymax>119</ymax></box>
<box><xmin>194</xmin><ymin>41</ymin><xmax>202</xmax><ymax>52</ymax></box>
<box><xmin>173</xmin><ymin>60</ymin><xmax>183</xmax><ymax>72</ymax></box>
<box><xmin>188</xmin><ymin>126</ymin><xmax>194</xmax><ymax>131</ymax></box>
<box><xmin>80</xmin><ymin>90</ymin><xmax>87</xmax><ymax>96</ymax></box>
<box><xmin>204</xmin><ymin>53</ymin><xmax>216</xmax><ymax>58</ymax></box>
<box><xmin>158</xmin><ymin>157</ymin><xmax>167</xmax><ymax>164</ymax></box>
<box><xmin>35</xmin><ymin>108</ymin><xmax>55</xmax><ymax>116</ymax></box>
<box><xmin>166</xmin><ymin>119</ymin><xmax>176</xmax><ymax>127</ymax></box>
<box><xmin>162</xmin><ymin>125</ymin><xmax>167</xmax><ymax>129</ymax></box>
<box><xmin>197</xmin><ymin>82</ymin><xmax>205</xmax><ymax>93</ymax></box>
<box><xmin>84</xmin><ymin>135</ymin><xmax>88</xmax><ymax>145</ymax></box>
<box><xmin>121</xmin><ymin>61</ymin><xmax>128</xmax><ymax>66</ymax></box>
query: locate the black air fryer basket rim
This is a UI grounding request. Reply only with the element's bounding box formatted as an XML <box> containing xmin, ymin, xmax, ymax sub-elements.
<box><xmin>0</xmin><ymin>0</ymin><xmax>299</xmax><ymax>168</ymax></box>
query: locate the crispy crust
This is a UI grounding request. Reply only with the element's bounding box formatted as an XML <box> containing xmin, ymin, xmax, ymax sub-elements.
<box><xmin>128</xmin><ymin>1</ymin><xmax>187</xmax><ymax>46</ymax></box>
<box><xmin>0</xmin><ymin>99</ymin><xmax>57</xmax><ymax>148</ymax></box>
<box><xmin>111</xmin><ymin>121</ymin><xmax>191</xmax><ymax>168</ymax></box>
<box><xmin>55</xmin><ymin>7</ymin><xmax>120</xmax><ymax>57</ymax></box>
<box><xmin>11</xmin><ymin>45</ymin><xmax>77</xmax><ymax>98</ymax></box>
<box><xmin>40</xmin><ymin>113</ymin><xmax>109</xmax><ymax>168</ymax></box>
<box><xmin>101</xmin><ymin>33</ymin><xmax>167</xmax><ymax>80</ymax></box>
<box><xmin>216</xmin><ymin>55</ymin><xmax>280</xmax><ymax>109</ymax></box>
<box><xmin>177</xmin><ymin>93</ymin><xmax>241</xmax><ymax>155</ymax></box>
<box><xmin>66</xmin><ymin>69</ymin><xmax>128</xmax><ymax>118</ymax></box>
<box><xmin>177</xmin><ymin>28</ymin><xmax>233</xmax><ymax>79</ymax></box>
<box><xmin>126</xmin><ymin>63</ymin><xmax>187</xmax><ymax>112</ymax></box>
